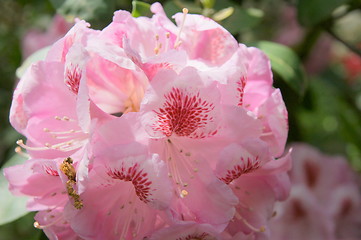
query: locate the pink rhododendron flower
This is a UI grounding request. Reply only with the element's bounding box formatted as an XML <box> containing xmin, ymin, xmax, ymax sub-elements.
<box><xmin>5</xmin><ymin>2</ymin><xmax>291</xmax><ymax>239</ymax></box>
<box><xmin>22</xmin><ymin>15</ymin><xmax>72</xmax><ymax>59</ymax></box>
<box><xmin>270</xmin><ymin>143</ymin><xmax>361</xmax><ymax>240</ymax></box>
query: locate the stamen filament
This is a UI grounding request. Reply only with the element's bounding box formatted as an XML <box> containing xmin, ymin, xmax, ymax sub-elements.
<box><xmin>17</xmin><ymin>139</ymin><xmax>50</xmax><ymax>151</ymax></box>
<box><xmin>34</xmin><ymin>216</ymin><xmax>63</xmax><ymax>230</ymax></box>
<box><xmin>174</xmin><ymin>8</ymin><xmax>188</xmax><ymax>49</ymax></box>
<box><xmin>261</xmin><ymin>131</ymin><xmax>274</xmax><ymax>137</ymax></box>
<box><xmin>235</xmin><ymin>211</ymin><xmax>265</xmax><ymax>233</ymax></box>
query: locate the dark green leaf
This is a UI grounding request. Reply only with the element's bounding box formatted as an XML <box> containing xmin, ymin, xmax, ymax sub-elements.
<box><xmin>221</xmin><ymin>6</ymin><xmax>264</xmax><ymax>34</ymax></box>
<box><xmin>250</xmin><ymin>41</ymin><xmax>307</xmax><ymax>95</ymax></box>
<box><xmin>0</xmin><ymin>154</ymin><xmax>29</xmax><ymax>225</ymax></box>
<box><xmin>297</xmin><ymin>0</ymin><xmax>349</xmax><ymax>26</ymax></box>
<box><xmin>131</xmin><ymin>1</ymin><xmax>152</xmax><ymax>18</ymax></box>
<box><xmin>48</xmin><ymin>0</ymin><xmax>64</xmax><ymax>9</ymax></box>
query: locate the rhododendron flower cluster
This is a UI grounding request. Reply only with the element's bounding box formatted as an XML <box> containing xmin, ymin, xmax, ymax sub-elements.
<box><xmin>5</xmin><ymin>3</ymin><xmax>291</xmax><ymax>240</ymax></box>
<box><xmin>270</xmin><ymin>144</ymin><xmax>361</xmax><ymax>240</ymax></box>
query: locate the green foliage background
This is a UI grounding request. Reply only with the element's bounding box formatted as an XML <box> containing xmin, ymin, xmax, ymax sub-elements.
<box><xmin>0</xmin><ymin>0</ymin><xmax>360</xmax><ymax>238</ymax></box>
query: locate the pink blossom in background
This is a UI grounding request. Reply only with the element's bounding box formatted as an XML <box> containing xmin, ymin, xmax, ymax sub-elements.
<box><xmin>270</xmin><ymin>143</ymin><xmax>361</xmax><ymax>240</ymax></box>
<box><xmin>22</xmin><ymin>15</ymin><xmax>72</xmax><ymax>59</ymax></box>
<box><xmin>274</xmin><ymin>5</ymin><xmax>332</xmax><ymax>75</ymax></box>
<box><xmin>5</xmin><ymin>2</ymin><xmax>291</xmax><ymax>239</ymax></box>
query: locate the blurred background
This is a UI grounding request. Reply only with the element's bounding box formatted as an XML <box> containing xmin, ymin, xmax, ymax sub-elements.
<box><xmin>0</xmin><ymin>0</ymin><xmax>360</xmax><ymax>239</ymax></box>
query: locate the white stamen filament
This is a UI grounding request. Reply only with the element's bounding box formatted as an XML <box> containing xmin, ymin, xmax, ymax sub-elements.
<box><xmin>17</xmin><ymin>139</ymin><xmax>51</xmax><ymax>151</ymax></box>
<box><xmin>166</xmin><ymin>140</ymin><xmax>196</xmax><ymax>198</ymax></box>
<box><xmin>118</xmin><ymin>190</ymin><xmax>138</xmax><ymax>240</ymax></box>
<box><xmin>154</xmin><ymin>34</ymin><xmax>161</xmax><ymax>55</ymax></box>
<box><xmin>174</xmin><ymin>8</ymin><xmax>188</xmax><ymax>49</ymax></box>
<box><xmin>34</xmin><ymin>215</ymin><xmax>64</xmax><ymax>230</ymax></box>
<box><xmin>44</xmin><ymin>128</ymin><xmax>81</xmax><ymax>135</ymax></box>
<box><xmin>235</xmin><ymin>211</ymin><xmax>265</xmax><ymax>233</ymax></box>
<box><xmin>261</xmin><ymin>131</ymin><xmax>274</xmax><ymax>137</ymax></box>
<box><xmin>17</xmin><ymin>135</ymin><xmax>87</xmax><ymax>152</ymax></box>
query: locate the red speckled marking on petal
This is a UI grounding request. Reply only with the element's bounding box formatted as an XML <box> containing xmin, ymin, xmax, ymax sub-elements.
<box><xmin>237</xmin><ymin>76</ymin><xmax>247</xmax><ymax>107</ymax></box>
<box><xmin>65</xmin><ymin>64</ymin><xmax>82</xmax><ymax>94</ymax></box>
<box><xmin>176</xmin><ymin>232</ymin><xmax>210</xmax><ymax>240</ymax></box>
<box><xmin>153</xmin><ymin>87</ymin><xmax>217</xmax><ymax>138</ymax></box>
<box><xmin>108</xmin><ymin>163</ymin><xmax>152</xmax><ymax>203</ymax></box>
<box><xmin>44</xmin><ymin>166</ymin><xmax>59</xmax><ymax>176</ymax></box>
<box><xmin>220</xmin><ymin>156</ymin><xmax>260</xmax><ymax>184</ymax></box>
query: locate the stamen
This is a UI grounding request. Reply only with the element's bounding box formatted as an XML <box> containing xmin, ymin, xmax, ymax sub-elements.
<box><xmin>261</xmin><ymin>131</ymin><xmax>274</xmax><ymax>137</ymax></box>
<box><xmin>118</xmin><ymin>192</ymin><xmax>137</xmax><ymax>239</ymax></box>
<box><xmin>180</xmin><ymin>189</ymin><xmax>188</xmax><ymax>198</ymax></box>
<box><xmin>154</xmin><ymin>34</ymin><xmax>161</xmax><ymax>55</ymax></box>
<box><xmin>43</xmin><ymin>128</ymin><xmax>78</xmax><ymax>135</ymax></box>
<box><xmin>235</xmin><ymin>211</ymin><xmax>265</xmax><ymax>233</ymax></box>
<box><xmin>165</xmin><ymin>141</ymin><xmax>198</xmax><ymax>198</ymax></box>
<box><xmin>174</xmin><ymin>8</ymin><xmax>188</xmax><ymax>49</ymax></box>
<box><xmin>33</xmin><ymin>216</ymin><xmax>63</xmax><ymax>230</ymax></box>
<box><xmin>17</xmin><ymin>139</ymin><xmax>50</xmax><ymax>151</ymax></box>
<box><xmin>54</xmin><ymin>116</ymin><xmax>75</xmax><ymax>122</ymax></box>
<box><xmin>165</xmin><ymin>32</ymin><xmax>170</xmax><ymax>50</ymax></box>
<box><xmin>17</xmin><ymin>134</ymin><xmax>87</xmax><ymax>152</ymax></box>
<box><xmin>15</xmin><ymin>146</ymin><xmax>29</xmax><ymax>158</ymax></box>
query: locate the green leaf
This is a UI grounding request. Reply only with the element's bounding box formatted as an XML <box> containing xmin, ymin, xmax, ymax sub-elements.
<box><xmin>297</xmin><ymin>0</ymin><xmax>349</xmax><ymax>26</ymax></box>
<box><xmin>200</xmin><ymin>0</ymin><xmax>216</xmax><ymax>9</ymax></box>
<box><xmin>221</xmin><ymin>6</ymin><xmax>264</xmax><ymax>34</ymax></box>
<box><xmin>16</xmin><ymin>46</ymin><xmax>50</xmax><ymax>79</ymax></box>
<box><xmin>131</xmin><ymin>1</ymin><xmax>152</xmax><ymax>18</ymax></box>
<box><xmin>49</xmin><ymin>0</ymin><xmax>64</xmax><ymax>9</ymax></box>
<box><xmin>250</xmin><ymin>41</ymin><xmax>307</xmax><ymax>95</ymax></box>
<box><xmin>0</xmin><ymin>154</ymin><xmax>29</xmax><ymax>225</ymax></box>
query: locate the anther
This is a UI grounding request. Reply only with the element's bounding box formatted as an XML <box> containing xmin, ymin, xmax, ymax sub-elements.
<box><xmin>15</xmin><ymin>146</ymin><xmax>29</xmax><ymax>158</ymax></box>
<box><xmin>180</xmin><ymin>189</ymin><xmax>188</xmax><ymax>198</ymax></box>
<box><xmin>165</xmin><ymin>32</ymin><xmax>170</xmax><ymax>50</ymax></box>
<box><xmin>34</xmin><ymin>221</ymin><xmax>42</xmax><ymax>229</ymax></box>
<box><xmin>154</xmin><ymin>34</ymin><xmax>162</xmax><ymax>55</ymax></box>
<box><xmin>33</xmin><ymin>216</ymin><xmax>63</xmax><ymax>229</ymax></box>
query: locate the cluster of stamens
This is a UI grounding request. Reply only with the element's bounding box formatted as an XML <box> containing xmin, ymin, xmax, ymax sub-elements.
<box><xmin>16</xmin><ymin>115</ymin><xmax>88</xmax><ymax>154</ymax></box>
<box><xmin>153</xmin><ymin>8</ymin><xmax>188</xmax><ymax>56</ymax></box>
